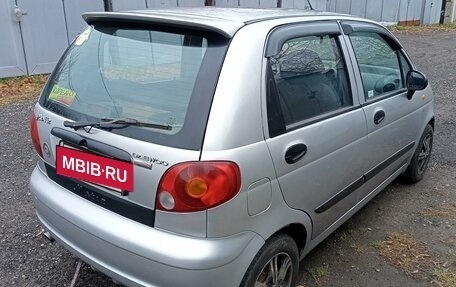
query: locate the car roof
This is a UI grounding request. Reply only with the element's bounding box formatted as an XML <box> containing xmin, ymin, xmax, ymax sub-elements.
<box><xmin>83</xmin><ymin>7</ymin><xmax>351</xmax><ymax>38</ymax></box>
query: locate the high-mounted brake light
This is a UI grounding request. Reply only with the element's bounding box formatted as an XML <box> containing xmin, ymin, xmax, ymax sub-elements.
<box><xmin>156</xmin><ymin>161</ymin><xmax>241</xmax><ymax>212</ymax></box>
<box><xmin>30</xmin><ymin>112</ymin><xmax>43</xmax><ymax>158</ymax></box>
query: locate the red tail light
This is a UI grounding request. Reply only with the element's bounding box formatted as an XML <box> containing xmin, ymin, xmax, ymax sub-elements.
<box><xmin>156</xmin><ymin>161</ymin><xmax>241</xmax><ymax>212</ymax></box>
<box><xmin>30</xmin><ymin>112</ymin><xmax>43</xmax><ymax>158</ymax></box>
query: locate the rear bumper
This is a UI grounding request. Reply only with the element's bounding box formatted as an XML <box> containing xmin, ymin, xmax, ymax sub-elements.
<box><xmin>30</xmin><ymin>166</ymin><xmax>264</xmax><ymax>287</ymax></box>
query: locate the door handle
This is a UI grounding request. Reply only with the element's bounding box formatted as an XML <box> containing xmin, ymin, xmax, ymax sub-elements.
<box><xmin>285</xmin><ymin>143</ymin><xmax>307</xmax><ymax>164</ymax></box>
<box><xmin>373</xmin><ymin>110</ymin><xmax>386</xmax><ymax>125</ymax></box>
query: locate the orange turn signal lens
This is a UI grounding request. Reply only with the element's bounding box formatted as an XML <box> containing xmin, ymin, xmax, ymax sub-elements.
<box><xmin>186</xmin><ymin>177</ymin><xmax>208</xmax><ymax>198</ymax></box>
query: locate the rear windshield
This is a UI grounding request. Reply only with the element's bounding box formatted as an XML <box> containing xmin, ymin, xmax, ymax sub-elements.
<box><xmin>40</xmin><ymin>22</ymin><xmax>229</xmax><ymax>150</ymax></box>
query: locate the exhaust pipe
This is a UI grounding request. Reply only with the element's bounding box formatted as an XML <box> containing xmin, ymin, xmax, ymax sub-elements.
<box><xmin>42</xmin><ymin>230</ymin><xmax>55</xmax><ymax>243</ymax></box>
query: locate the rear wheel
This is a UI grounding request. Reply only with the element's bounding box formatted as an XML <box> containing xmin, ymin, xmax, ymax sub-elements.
<box><xmin>240</xmin><ymin>234</ymin><xmax>299</xmax><ymax>287</ymax></box>
<box><xmin>402</xmin><ymin>124</ymin><xmax>433</xmax><ymax>183</ymax></box>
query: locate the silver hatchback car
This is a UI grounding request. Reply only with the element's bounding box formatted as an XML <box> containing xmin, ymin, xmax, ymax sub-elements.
<box><xmin>30</xmin><ymin>7</ymin><xmax>434</xmax><ymax>287</ymax></box>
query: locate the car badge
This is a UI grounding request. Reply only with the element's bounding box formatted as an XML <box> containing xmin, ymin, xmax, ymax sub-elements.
<box><xmin>132</xmin><ymin>153</ymin><xmax>169</xmax><ymax>169</ymax></box>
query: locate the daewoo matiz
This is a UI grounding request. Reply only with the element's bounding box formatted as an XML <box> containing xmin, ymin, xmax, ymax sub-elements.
<box><xmin>29</xmin><ymin>7</ymin><xmax>434</xmax><ymax>287</ymax></box>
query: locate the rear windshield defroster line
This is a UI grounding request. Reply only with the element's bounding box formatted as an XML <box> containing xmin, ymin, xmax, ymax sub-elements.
<box><xmin>40</xmin><ymin>22</ymin><xmax>230</xmax><ymax>150</ymax></box>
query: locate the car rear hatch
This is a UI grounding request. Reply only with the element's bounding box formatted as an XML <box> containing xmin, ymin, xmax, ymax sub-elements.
<box><xmin>33</xmin><ymin>17</ymin><xmax>230</xmax><ymax>228</ymax></box>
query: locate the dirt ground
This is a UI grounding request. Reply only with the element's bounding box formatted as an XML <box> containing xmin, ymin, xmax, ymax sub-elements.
<box><xmin>0</xmin><ymin>31</ymin><xmax>455</xmax><ymax>287</ymax></box>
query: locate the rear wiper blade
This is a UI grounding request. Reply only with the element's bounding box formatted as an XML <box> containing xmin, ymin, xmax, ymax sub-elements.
<box><xmin>64</xmin><ymin>118</ymin><xmax>172</xmax><ymax>131</ymax></box>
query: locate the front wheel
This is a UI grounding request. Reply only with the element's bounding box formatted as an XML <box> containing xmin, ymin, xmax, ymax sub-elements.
<box><xmin>240</xmin><ymin>234</ymin><xmax>299</xmax><ymax>287</ymax></box>
<box><xmin>402</xmin><ymin>124</ymin><xmax>433</xmax><ymax>183</ymax></box>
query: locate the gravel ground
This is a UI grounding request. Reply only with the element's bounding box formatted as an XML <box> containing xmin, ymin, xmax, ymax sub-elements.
<box><xmin>0</xmin><ymin>31</ymin><xmax>455</xmax><ymax>287</ymax></box>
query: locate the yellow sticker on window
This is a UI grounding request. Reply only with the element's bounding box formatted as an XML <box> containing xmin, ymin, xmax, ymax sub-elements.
<box><xmin>49</xmin><ymin>85</ymin><xmax>76</xmax><ymax>106</ymax></box>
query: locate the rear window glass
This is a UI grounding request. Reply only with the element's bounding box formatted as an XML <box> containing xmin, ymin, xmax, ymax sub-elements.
<box><xmin>40</xmin><ymin>23</ymin><xmax>228</xmax><ymax>150</ymax></box>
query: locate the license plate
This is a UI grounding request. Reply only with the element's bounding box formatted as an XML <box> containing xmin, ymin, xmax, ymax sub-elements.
<box><xmin>55</xmin><ymin>145</ymin><xmax>134</xmax><ymax>192</ymax></box>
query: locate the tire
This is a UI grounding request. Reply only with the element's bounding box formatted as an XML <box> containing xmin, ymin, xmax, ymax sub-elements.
<box><xmin>240</xmin><ymin>234</ymin><xmax>299</xmax><ymax>287</ymax></box>
<box><xmin>402</xmin><ymin>124</ymin><xmax>433</xmax><ymax>183</ymax></box>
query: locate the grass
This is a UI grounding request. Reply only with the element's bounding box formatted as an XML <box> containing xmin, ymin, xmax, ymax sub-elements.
<box><xmin>420</xmin><ymin>203</ymin><xmax>456</xmax><ymax>218</ymax></box>
<box><xmin>434</xmin><ymin>267</ymin><xmax>456</xmax><ymax>287</ymax></box>
<box><xmin>339</xmin><ymin>231</ymin><xmax>349</xmax><ymax>241</ymax></box>
<box><xmin>371</xmin><ymin>240</ymin><xmax>386</xmax><ymax>250</ymax></box>
<box><xmin>307</xmin><ymin>265</ymin><xmax>329</xmax><ymax>285</ymax></box>
<box><xmin>388</xmin><ymin>23</ymin><xmax>456</xmax><ymax>33</ymax></box>
<box><xmin>0</xmin><ymin>75</ymin><xmax>48</xmax><ymax>106</ymax></box>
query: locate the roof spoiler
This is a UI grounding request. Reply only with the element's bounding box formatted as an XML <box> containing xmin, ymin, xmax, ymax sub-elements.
<box><xmin>82</xmin><ymin>12</ymin><xmax>243</xmax><ymax>38</ymax></box>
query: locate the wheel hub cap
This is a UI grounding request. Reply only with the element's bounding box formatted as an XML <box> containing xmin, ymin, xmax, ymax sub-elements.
<box><xmin>255</xmin><ymin>253</ymin><xmax>293</xmax><ymax>287</ymax></box>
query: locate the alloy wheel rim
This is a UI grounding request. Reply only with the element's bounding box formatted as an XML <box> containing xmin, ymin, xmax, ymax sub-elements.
<box><xmin>417</xmin><ymin>133</ymin><xmax>432</xmax><ymax>174</ymax></box>
<box><xmin>254</xmin><ymin>252</ymin><xmax>293</xmax><ymax>287</ymax></box>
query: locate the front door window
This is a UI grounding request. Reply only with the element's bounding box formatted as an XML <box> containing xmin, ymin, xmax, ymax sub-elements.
<box><xmin>348</xmin><ymin>32</ymin><xmax>404</xmax><ymax>100</ymax></box>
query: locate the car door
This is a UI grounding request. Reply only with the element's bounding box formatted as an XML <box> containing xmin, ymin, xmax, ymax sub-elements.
<box><xmin>341</xmin><ymin>21</ymin><xmax>423</xmax><ymax>190</ymax></box>
<box><xmin>264</xmin><ymin>21</ymin><xmax>368</xmax><ymax>239</ymax></box>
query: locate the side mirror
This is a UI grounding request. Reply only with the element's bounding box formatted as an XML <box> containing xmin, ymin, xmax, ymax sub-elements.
<box><xmin>406</xmin><ymin>70</ymin><xmax>428</xmax><ymax>100</ymax></box>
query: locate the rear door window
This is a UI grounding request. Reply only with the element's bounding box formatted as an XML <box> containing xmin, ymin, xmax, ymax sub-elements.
<box><xmin>269</xmin><ymin>34</ymin><xmax>352</xmax><ymax>128</ymax></box>
<box><xmin>40</xmin><ymin>23</ymin><xmax>228</xmax><ymax>150</ymax></box>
